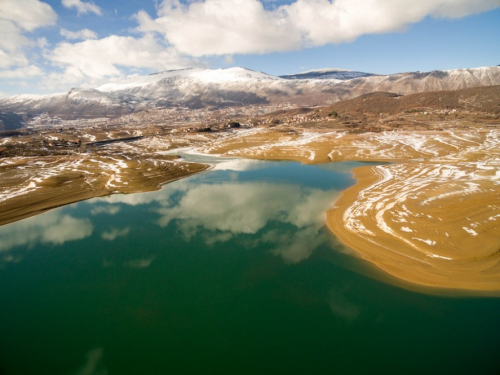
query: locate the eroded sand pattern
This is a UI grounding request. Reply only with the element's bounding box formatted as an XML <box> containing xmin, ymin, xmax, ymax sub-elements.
<box><xmin>334</xmin><ymin>132</ymin><xmax>500</xmax><ymax>291</ymax></box>
<box><xmin>203</xmin><ymin>128</ymin><xmax>494</xmax><ymax>163</ymax></box>
<box><xmin>327</xmin><ymin>161</ymin><xmax>500</xmax><ymax>291</ymax></box>
<box><xmin>205</xmin><ymin>128</ymin><xmax>500</xmax><ymax>291</ymax></box>
<box><xmin>0</xmin><ymin>152</ymin><xmax>208</xmax><ymax>226</ymax></box>
<box><xmin>1</xmin><ymin>125</ymin><xmax>499</xmax><ymax>291</ymax></box>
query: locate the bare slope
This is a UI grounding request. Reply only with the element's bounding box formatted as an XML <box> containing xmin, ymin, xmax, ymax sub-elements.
<box><xmin>326</xmin><ymin>85</ymin><xmax>500</xmax><ymax>115</ymax></box>
<box><xmin>1</xmin><ymin>66</ymin><xmax>499</xmax><ymax>121</ymax></box>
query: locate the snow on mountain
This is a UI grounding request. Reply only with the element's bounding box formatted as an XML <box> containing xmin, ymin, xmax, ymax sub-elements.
<box><xmin>1</xmin><ymin>92</ymin><xmax>65</xmax><ymax>106</ymax></box>
<box><xmin>333</xmin><ymin>66</ymin><xmax>500</xmax><ymax>98</ymax></box>
<box><xmin>280</xmin><ymin>68</ymin><xmax>374</xmax><ymax>80</ymax></box>
<box><xmin>1</xmin><ymin>65</ymin><xmax>499</xmax><ymax>120</ymax></box>
<box><xmin>97</xmin><ymin>67</ymin><xmax>281</xmax><ymax>92</ymax></box>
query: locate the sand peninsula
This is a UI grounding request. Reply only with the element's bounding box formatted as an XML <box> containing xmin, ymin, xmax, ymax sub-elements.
<box><xmin>203</xmin><ymin>127</ymin><xmax>500</xmax><ymax>292</ymax></box>
<box><xmin>1</xmin><ymin>127</ymin><xmax>499</xmax><ymax>292</ymax></box>
<box><xmin>0</xmin><ymin>152</ymin><xmax>209</xmax><ymax>226</ymax></box>
<box><xmin>1</xmin><ymin>92</ymin><xmax>500</xmax><ymax>292</ymax></box>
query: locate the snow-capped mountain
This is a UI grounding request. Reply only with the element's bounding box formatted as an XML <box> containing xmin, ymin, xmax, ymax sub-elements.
<box><xmin>1</xmin><ymin>66</ymin><xmax>499</xmax><ymax>121</ymax></box>
<box><xmin>280</xmin><ymin>68</ymin><xmax>374</xmax><ymax>80</ymax></box>
<box><xmin>333</xmin><ymin>66</ymin><xmax>500</xmax><ymax>98</ymax></box>
<box><xmin>97</xmin><ymin>67</ymin><xmax>281</xmax><ymax>92</ymax></box>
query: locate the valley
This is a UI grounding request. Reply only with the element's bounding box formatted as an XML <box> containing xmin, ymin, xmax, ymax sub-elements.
<box><xmin>1</xmin><ymin>67</ymin><xmax>499</xmax><ymax>292</ymax></box>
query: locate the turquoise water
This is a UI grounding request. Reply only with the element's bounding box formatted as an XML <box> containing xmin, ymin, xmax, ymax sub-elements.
<box><xmin>1</xmin><ymin>158</ymin><xmax>499</xmax><ymax>374</ymax></box>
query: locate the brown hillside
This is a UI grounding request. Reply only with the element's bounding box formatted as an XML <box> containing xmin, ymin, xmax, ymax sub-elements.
<box><xmin>326</xmin><ymin>85</ymin><xmax>500</xmax><ymax>115</ymax></box>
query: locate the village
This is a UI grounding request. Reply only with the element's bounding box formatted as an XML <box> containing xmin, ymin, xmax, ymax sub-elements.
<box><xmin>1</xmin><ymin>88</ymin><xmax>499</xmax><ymax>159</ymax></box>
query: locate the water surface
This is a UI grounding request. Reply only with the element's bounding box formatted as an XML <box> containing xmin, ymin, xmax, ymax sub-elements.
<box><xmin>1</xmin><ymin>158</ymin><xmax>499</xmax><ymax>374</ymax></box>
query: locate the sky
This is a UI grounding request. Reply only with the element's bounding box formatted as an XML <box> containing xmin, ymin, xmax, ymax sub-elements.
<box><xmin>0</xmin><ymin>0</ymin><xmax>499</xmax><ymax>97</ymax></box>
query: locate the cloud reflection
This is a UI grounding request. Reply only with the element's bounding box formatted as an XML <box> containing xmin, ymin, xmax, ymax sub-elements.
<box><xmin>86</xmin><ymin>161</ymin><xmax>341</xmax><ymax>263</ymax></box>
<box><xmin>0</xmin><ymin>211</ymin><xmax>93</xmax><ymax>252</ymax></box>
<box><xmin>155</xmin><ymin>181</ymin><xmax>338</xmax><ymax>263</ymax></box>
<box><xmin>75</xmin><ymin>347</ymin><xmax>107</xmax><ymax>375</ymax></box>
<box><xmin>101</xmin><ymin>227</ymin><xmax>130</xmax><ymax>241</ymax></box>
<box><xmin>266</xmin><ymin>226</ymin><xmax>328</xmax><ymax>264</ymax></box>
<box><xmin>328</xmin><ymin>289</ymin><xmax>360</xmax><ymax>322</ymax></box>
<box><xmin>125</xmin><ymin>256</ymin><xmax>155</xmax><ymax>269</ymax></box>
<box><xmin>213</xmin><ymin>158</ymin><xmax>263</xmax><ymax>171</ymax></box>
<box><xmin>91</xmin><ymin>205</ymin><xmax>121</xmax><ymax>216</ymax></box>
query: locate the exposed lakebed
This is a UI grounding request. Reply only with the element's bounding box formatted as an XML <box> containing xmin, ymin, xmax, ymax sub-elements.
<box><xmin>1</xmin><ymin>157</ymin><xmax>499</xmax><ymax>374</ymax></box>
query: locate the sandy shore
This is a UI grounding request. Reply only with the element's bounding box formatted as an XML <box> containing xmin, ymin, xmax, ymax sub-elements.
<box><xmin>0</xmin><ymin>154</ymin><xmax>209</xmax><ymax>226</ymax></box>
<box><xmin>326</xmin><ymin>164</ymin><xmax>500</xmax><ymax>292</ymax></box>
<box><xmin>208</xmin><ymin>128</ymin><xmax>500</xmax><ymax>292</ymax></box>
<box><xmin>203</xmin><ymin>128</ymin><xmax>478</xmax><ymax>164</ymax></box>
<box><xmin>2</xmin><ymin>127</ymin><xmax>499</xmax><ymax>292</ymax></box>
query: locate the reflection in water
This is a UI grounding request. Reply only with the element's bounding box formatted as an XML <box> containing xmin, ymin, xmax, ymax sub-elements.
<box><xmin>328</xmin><ymin>288</ymin><xmax>361</xmax><ymax>322</ymax></box>
<box><xmin>212</xmin><ymin>158</ymin><xmax>264</xmax><ymax>171</ymax></box>
<box><xmin>101</xmin><ymin>227</ymin><xmax>130</xmax><ymax>241</ymax></box>
<box><xmin>0</xmin><ymin>158</ymin><xmax>343</xmax><ymax>265</ymax></box>
<box><xmin>2</xmin><ymin>159</ymin><xmax>499</xmax><ymax>375</ymax></box>
<box><xmin>266</xmin><ymin>225</ymin><xmax>327</xmax><ymax>264</ymax></box>
<box><xmin>90</xmin><ymin>158</ymin><xmax>343</xmax><ymax>263</ymax></box>
<box><xmin>124</xmin><ymin>256</ymin><xmax>156</xmax><ymax>269</ymax></box>
<box><xmin>157</xmin><ymin>181</ymin><xmax>337</xmax><ymax>263</ymax></box>
<box><xmin>98</xmin><ymin>179</ymin><xmax>339</xmax><ymax>263</ymax></box>
<box><xmin>74</xmin><ymin>347</ymin><xmax>107</xmax><ymax>375</ymax></box>
<box><xmin>0</xmin><ymin>210</ymin><xmax>93</xmax><ymax>252</ymax></box>
<box><xmin>91</xmin><ymin>205</ymin><xmax>121</xmax><ymax>216</ymax></box>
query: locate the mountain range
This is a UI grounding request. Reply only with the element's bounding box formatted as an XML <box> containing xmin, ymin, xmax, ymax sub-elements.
<box><xmin>1</xmin><ymin>66</ymin><xmax>499</xmax><ymax>123</ymax></box>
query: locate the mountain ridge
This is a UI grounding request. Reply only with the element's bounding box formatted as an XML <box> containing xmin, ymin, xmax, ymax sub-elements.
<box><xmin>1</xmin><ymin>65</ymin><xmax>499</xmax><ymax>121</ymax></box>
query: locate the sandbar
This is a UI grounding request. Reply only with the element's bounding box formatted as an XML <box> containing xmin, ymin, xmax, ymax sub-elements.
<box><xmin>0</xmin><ymin>154</ymin><xmax>209</xmax><ymax>226</ymax></box>
<box><xmin>326</xmin><ymin>164</ymin><xmax>500</xmax><ymax>292</ymax></box>
<box><xmin>2</xmin><ymin>127</ymin><xmax>500</xmax><ymax>292</ymax></box>
<box><xmin>209</xmin><ymin>128</ymin><xmax>500</xmax><ymax>292</ymax></box>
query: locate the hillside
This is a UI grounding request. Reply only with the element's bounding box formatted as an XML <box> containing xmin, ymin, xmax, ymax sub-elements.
<box><xmin>0</xmin><ymin>66</ymin><xmax>499</xmax><ymax>122</ymax></box>
<box><xmin>326</xmin><ymin>85</ymin><xmax>500</xmax><ymax>115</ymax></box>
<box><xmin>328</xmin><ymin>67</ymin><xmax>500</xmax><ymax>101</ymax></box>
<box><xmin>279</xmin><ymin>68</ymin><xmax>374</xmax><ymax>80</ymax></box>
<box><xmin>248</xmin><ymin>85</ymin><xmax>500</xmax><ymax>134</ymax></box>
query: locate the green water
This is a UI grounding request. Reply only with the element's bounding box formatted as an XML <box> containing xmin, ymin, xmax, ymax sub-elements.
<box><xmin>1</xmin><ymin>158</ymin><xmax>499</xmax><ymax>375</ymax></box>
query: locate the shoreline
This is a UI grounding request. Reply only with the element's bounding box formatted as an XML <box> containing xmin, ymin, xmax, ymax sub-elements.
<box><xmin>0</xmin><ymin>157</ymin><xmax>210</xmax><ymax>227</ymax></box>
<box><xmin>2</xmin><ymin>128</ymin><xmax>499</xmax><ymax>293</ymax></box>
<box><xmin>2</xmin><ymin>153</ymin><xmax>500</xmax><ymax>293</ymax></box>
<box><xmin>326</xmin><ymin>165</ymin><xmax>500</xmax><ymax>293</ymax></box>
<box><xmin>214</xmin><ymin>128</ymin><xmax>500</xmax><ymax>292</ymax></box>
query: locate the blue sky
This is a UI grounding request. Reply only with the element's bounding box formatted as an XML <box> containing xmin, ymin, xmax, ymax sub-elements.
<box><xmin>0</xmin><ymin>0</ymin><xmax>499</xmax><ymax>97</ymax></box>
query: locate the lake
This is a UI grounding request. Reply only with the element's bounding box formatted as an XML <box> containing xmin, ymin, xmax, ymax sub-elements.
<box><xmin>1</xmin><ymin>157</ymin><xmax>499</xmax><ymax>374</ymax></box>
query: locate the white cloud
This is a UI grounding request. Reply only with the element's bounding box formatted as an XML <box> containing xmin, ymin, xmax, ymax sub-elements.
<box><xmin>224</xmin><ymin>55</ymin><xmax>235</xmax><ymax>65</ymax></box>
<box><xmin>0</xmin><ymin>0</ymin><xmax>57</xmax><ymax>31</ymax></box>
<box><xmin>137</xmin><ymin>0</ymin><xmax>500</xmax><ymax>56</ymax></box>
<box><xmin>45</xmin><ymin>34</ymin><xmax>202</xmax><ymax>89</ymax></box>
<box><xmin>0</xmin><ymin>46</ymin><xmax>29</xmax><ymax>69</ymax></box>
<box><xmin>62</xmin><ymin>0</ymin><xmax>102</xmax><ymax>16</ymax></box>
<box><xmin>60</xmin><ymin>28</ymin><xmax>98</xmax><ymax>40</ymax></box>
<box><xmin>0</xmin><ymin>0</ymin><xmax>56</xmax><ymax>72</ymax></box>
<box><xmin>140</xmin><ymin>0</ymin><xmax>301</xmax><ymax>56</ymax></box>
<box><xmin>0</xmin><ymin>20</ymin><xmax>33</xmax><ymax>56</ymax></box>
<box><xmin>284</xmin><ymin>0</ymin><xmax>500</xmax><ymax>47</ymax></box>
<box><xmin>0</xmin><ymin>65</ymin><xmax>42</xmax><ymax>78</ymax></box>
<box><xmin>4</xmin><ymin>0</ymin><xmax>498</xmax><ymax>94</ymax></box>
